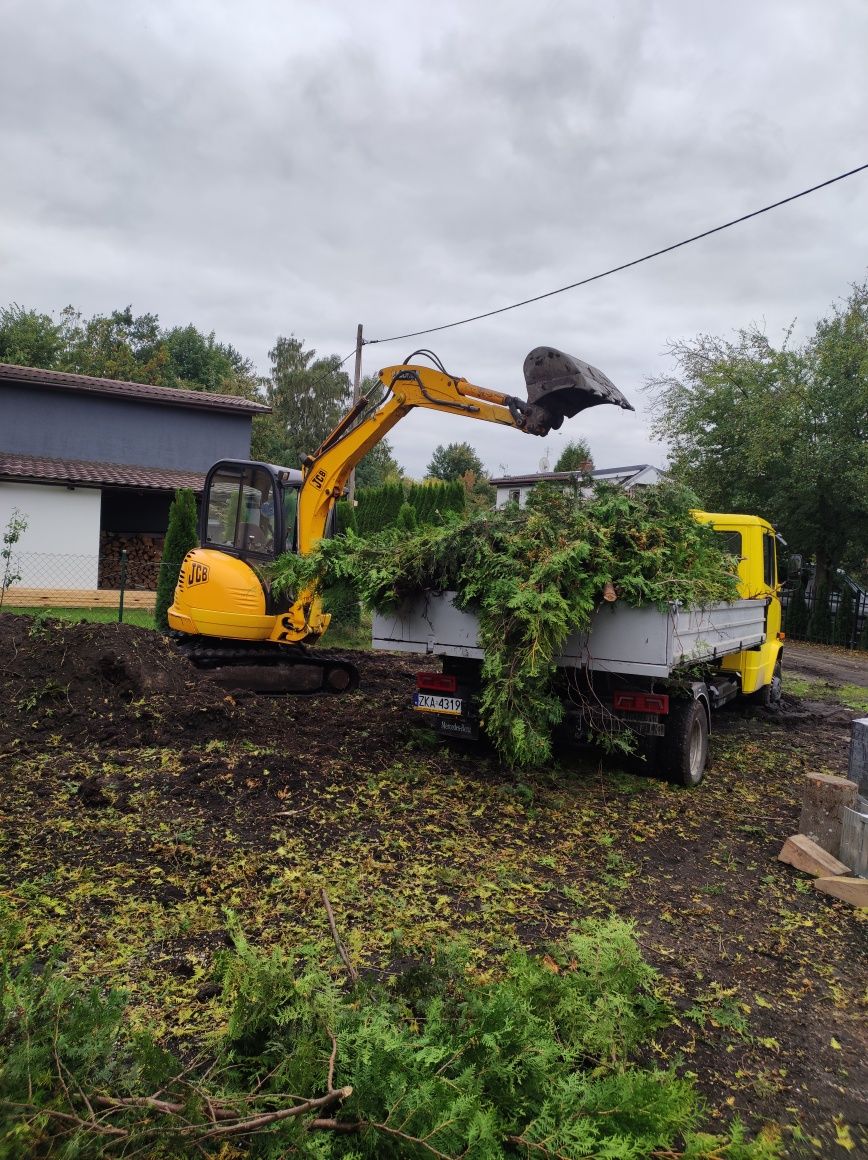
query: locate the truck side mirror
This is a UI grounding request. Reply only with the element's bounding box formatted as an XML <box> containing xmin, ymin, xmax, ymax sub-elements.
<box><xmin>786</xmin><ymin>553</ymin><xmax>803</xmax><ymax>581</ymax></box>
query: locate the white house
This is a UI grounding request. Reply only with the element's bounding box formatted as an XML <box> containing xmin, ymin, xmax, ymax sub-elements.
<box><xmin>0</xmin><ymin>363</ymin><xmax>269</xmax><ymax>591</ymax></box>
<box><xmin>490</xmin><ymin>465</ymin><xmax>664</xmax><ymax>508</ymax></box>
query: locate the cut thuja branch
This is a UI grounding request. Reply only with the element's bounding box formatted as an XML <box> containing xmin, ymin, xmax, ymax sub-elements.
<box><xmin>0</xmin><ymin>913</ymin><xmax>779</xmax><ymax>1158</ymax></box>
<box><xmin>272</xmin><ymin>480</ymin><xmax>740</xmax><ymax>767</ymax></box>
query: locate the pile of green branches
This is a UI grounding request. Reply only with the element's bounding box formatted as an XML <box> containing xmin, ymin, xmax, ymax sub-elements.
<box><xmin>0</xmin><ymin>910</ymin><xmax>777</xmax><ymax>1158</ymax></box>
<box><xmin>275</xmin><ymin>482</ymin><xmax>739</xmax><ymax>767</ymax></box>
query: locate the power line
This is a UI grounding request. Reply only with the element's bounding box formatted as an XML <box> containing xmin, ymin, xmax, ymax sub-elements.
<box><xmin>365</xmin><ymin>161</ymin><xmax>868</xmax><ymax>347</ymax></box>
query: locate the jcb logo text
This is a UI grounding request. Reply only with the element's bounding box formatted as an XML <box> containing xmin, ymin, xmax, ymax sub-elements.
<box><xmin>188</xmin><ymin>562</ymin><xmax>210</xmax><ymax>586</ymax></box>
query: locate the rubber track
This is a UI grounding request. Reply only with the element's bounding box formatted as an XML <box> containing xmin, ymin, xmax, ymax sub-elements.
<box><xmin>172</xmin><ymin>636</ymin><xmax>359</xmax><ymax>694</ymax></box>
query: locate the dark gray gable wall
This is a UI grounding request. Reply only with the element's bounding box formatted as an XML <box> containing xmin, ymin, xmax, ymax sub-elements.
<box><xmin>1</xmin><ymin>384</ymin><xmax>254</xmax><ymax>472</ymax></box>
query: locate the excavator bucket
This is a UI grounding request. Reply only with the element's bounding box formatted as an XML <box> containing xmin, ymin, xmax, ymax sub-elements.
<box><xmin>523</xmin><ymin>347</ymin><xmax>633</xmax><ymax>431</ymax></box>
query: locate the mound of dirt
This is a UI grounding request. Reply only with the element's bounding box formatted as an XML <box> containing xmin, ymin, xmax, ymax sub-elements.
<box><xmin>0</xmin><ymin>614</ymin><xmax>434</xmax><ymax>754</ymax></box>
<box><xmin>0</xmin><ymin>614</ymin><xmax>234</xmax><ymax>743</ymax></box>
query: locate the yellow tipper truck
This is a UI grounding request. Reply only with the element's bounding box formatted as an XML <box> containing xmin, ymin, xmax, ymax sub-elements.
<box><xmin>372</xmin><ymin>510</ymin><xmax>784</xmax><ymax>786</ymax></box>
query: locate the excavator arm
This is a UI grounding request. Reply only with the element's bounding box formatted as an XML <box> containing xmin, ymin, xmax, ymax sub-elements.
<box><xmin>272</xmin><ymin>348</ymin><xmax>632</xmax><ymax>643</ymax></box>
<box><xmin>298</xmin><ymin>360</ymin><xmax>557</xmax><ymax>554</ymax></box>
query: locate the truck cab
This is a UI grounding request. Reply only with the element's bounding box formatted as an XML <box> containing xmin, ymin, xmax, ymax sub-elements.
<box><xmin>695</xmin><ymin>512</ymin><xmax>783</xmax><ymax>700</ymax></box>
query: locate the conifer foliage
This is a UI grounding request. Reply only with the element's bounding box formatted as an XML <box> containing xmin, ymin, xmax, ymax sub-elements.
<box><xmin>0</xmin><ymin>912</ymin><xmax>777</xmax><ymax>1158</ymax></box>
<box><xmin>274</xmin><ymin>482</ymin><xmax>739</xmax><ymax>767</ymax></box>
<box><xmin>154</xmin><ymin>489</ymin><xmax>198</xmax><ymax>631</ymax></box>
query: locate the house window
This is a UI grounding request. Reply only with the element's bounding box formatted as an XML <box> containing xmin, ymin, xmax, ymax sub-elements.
<box><xmin>509</xmin><ymin>488</ymin><xmax>521</xmax><ymax>504</ymax></box>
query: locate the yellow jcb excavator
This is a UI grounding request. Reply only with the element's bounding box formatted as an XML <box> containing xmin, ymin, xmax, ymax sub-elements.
<box><xmin>168</xmin><ymin>347</ymin><xmax>632</xmax><ymax>691</ymax></box>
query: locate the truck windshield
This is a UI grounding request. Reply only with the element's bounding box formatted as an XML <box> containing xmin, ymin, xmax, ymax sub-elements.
<box><xmin>205</xmin><ymin>466</ymin><xmax>277</xmax><ymax>556</ymax></box>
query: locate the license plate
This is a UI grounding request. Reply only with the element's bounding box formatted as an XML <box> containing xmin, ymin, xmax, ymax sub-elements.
<box><xmin>413</xmin><ymin>693</ymin><xmax>463</xmax><ymax>715</ymax></box>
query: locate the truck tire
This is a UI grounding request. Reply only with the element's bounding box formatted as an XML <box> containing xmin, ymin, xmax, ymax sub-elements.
<box><xmin>662</xmin><ymin>698</ymin><xmax>708</xmax><ymax>787</ymax></box>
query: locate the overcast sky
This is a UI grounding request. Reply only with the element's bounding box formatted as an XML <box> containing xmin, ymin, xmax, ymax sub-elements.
<box><xmin>2</xmin><ymin>0</ymin><xmax>867</xmax><ymax>477</ymax></box>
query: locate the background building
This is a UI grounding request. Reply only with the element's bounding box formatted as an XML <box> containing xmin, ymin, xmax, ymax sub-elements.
<box><xmin>490</xmin><ymin>465</ymin><xmax>664</xmax><ymax>508</ymax></box>
<box><xmin>0</xmin><ymin>363</ymin><xmax>269</xmax><ymax>590</ymax></box>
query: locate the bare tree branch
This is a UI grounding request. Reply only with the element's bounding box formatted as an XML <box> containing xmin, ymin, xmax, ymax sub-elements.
<box><xmin>321</xmin><ymin>888</ymin><xmax>359</xmax><ymax>984</ymax></box>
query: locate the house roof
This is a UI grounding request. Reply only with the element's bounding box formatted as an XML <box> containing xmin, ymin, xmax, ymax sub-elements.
<box><xmin>0</xmin><ymin>362</ymin><xmax>270</xmax><ymax>415</ymax></box>
<box><xmin>0</xmin><ymin>451</ymin><xmax>207</xmax><ymax>493</ymax></box>
<box><xmin>490</xmin><ymin>465</ymin><xmax>662</xmax><ymax>488</ymax></box>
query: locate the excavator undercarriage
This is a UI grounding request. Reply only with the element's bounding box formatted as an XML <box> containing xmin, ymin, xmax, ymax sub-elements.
<box><xmin>173</xmin><ymin>636</ymin><xmax>360</xmax><ymax>694</ymax></box>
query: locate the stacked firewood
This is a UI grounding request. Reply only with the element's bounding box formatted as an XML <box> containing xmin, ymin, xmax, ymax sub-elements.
<box><xmin>99</xmin><ymin>532</ymin><xmax>165</xmax><ymax>590</ymax></box>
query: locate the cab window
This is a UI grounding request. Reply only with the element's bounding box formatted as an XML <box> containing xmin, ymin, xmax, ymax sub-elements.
<box><xmin>715</xmin><ymin>530</ymin><xmax>742</xmax><ymax>559</ymax></box>
<box><xmin>763</xmin><ymin>533</ymin><xmax>776</xmax><ymax>589</ymax></box>
<box><xmin>205</xmin><ymin>466</ymin><xmax>276</xmax><ymax>556</ymax></box>
<box><xmin>282</xmin><ymin>486</ymin><xmax>299</xmax><ymax>553</ymax></box>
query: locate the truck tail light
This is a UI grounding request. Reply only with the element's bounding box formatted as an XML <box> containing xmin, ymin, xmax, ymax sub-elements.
<box><xmin>417</xmin><ymin>672</ymin><xmax>457</xmax><ymax>693</ymax></box>
<box><xmin>613</xmin><ymin>690</ymin><xmax>670</xmax><ymax>714</ymax></box>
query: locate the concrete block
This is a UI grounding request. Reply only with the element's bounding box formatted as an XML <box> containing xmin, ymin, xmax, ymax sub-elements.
<box><xmin>814</xmin><ymin>875</ymin><xmax>868</xmax><ymax>907</ymax></box>
<box><xmin>839</xmin><ymin>807</ymin><xmax>868</xmax><ymax>879</ymax></box>
<box><xmin>849</xmin><ymin>718</ymin><xmax>868</xmax><ymax>797</ymax></box>
<box><xmin>778</xmin><ymin>834</ymin><xmax>852</xmax><ymax>878</ymax></box>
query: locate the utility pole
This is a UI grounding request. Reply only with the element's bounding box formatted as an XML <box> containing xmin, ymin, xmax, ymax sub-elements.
<box><xmin>347</xmin><ymin>323</ymin><xmax>363</xmax><ymax>505</ymax></box>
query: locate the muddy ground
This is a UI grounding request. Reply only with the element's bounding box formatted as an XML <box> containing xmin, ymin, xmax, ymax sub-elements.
<box><xmin>0</xmin><ymin>613</ymin><xmax>866</xmax><ymax>1157</ymax></box>
<box><xmin>784</xmin><ymin>640</ymin><xmax>868</xmax><ymax>690</ymax></box>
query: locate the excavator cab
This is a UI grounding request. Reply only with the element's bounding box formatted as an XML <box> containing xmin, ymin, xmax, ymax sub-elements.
<box><xmin>200</xmin><ymin>460</ymin><xmax>303</xmax><ymax>562</ymax></box>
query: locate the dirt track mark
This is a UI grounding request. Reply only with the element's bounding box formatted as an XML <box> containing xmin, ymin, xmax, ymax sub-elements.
<box><xmin>784</xmin><ymin>641</ymin><xmax>868</xmax><ymax>689</ymax></box>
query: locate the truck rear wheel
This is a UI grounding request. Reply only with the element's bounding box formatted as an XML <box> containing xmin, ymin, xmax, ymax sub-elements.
<box><xmin>662</xmin><ymin>699</ymin><xmax>708</xmax><ymax>787</ymax></box>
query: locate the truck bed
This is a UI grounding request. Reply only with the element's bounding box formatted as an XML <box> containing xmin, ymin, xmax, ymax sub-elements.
<box><xmin>372</xmin><ymin>592</ymin><xmax>767</xmax><ymax>678</ymax></box>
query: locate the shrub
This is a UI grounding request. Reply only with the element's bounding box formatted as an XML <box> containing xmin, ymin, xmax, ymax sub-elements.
<box><xmin>322</xmin><ymin>581</ymin><xmax>360</xmax><ymax>627</ymax></box>
<box><xmin>154</xmin><ymin>488</ymin><xmax>198</xmax><ymax>632</ymax></box>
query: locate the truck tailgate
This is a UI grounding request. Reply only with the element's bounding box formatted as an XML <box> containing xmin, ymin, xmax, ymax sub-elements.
<box><xmin>372</xmin><ymin>592</ymin><xmax>767</xmax><ymax>678</ymax></box>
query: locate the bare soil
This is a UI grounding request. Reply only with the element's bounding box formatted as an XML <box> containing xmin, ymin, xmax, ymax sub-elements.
<box><xmin>0</xmin><ymin>613</ymin><xmax>866</xmax><ymax>1158</ymax></box>
<box><xmin>784</xmin><ymin>640</ymin><xmax>868</xmax><ymax>689</ymax></box>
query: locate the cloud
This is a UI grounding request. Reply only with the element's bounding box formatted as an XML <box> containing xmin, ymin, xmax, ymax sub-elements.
<box><xmin>1</xmin><ymin>0</ymin><xmax>866</xmax><ymax>477</ymax></box>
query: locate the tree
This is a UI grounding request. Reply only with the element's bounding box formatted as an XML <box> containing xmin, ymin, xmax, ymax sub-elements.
<box><xmin>0</xmin><ymin>305</ymin><xmax>66</xmax><ymax>368</ymax></box>
<box><xmin>649</xmin><ymin>281</ymin><xmax>868</xmax><ymax>593</ymax></box>
<box><xmin>59</xmin><ymin>306</ymin><xmax>168</xmax><ymax>384</ymax></box>
<box><xmin>427</xmin><ymin>442</ymin><xmax>484</xmax><ymax>482</ymax></box>
<box><xmin>154</xmin><ymin>490</ymin><xmax>198</xmax><ymax>632</ymax></box>
<box><xmin>554</xmin><ymin>438</ymin><xmax>594</xmax><ymax>474</ymax></box>
<box><xmin>0</xmin><ymin>301</ymin><xmax>263</xmax><ymax>402</ymax></box>
<box><xmin>160</xmin><ymin>325</ymin><xmax>261</xmax><ymax>399</ymax></box>
<box><xmin>1</xmin><ymin>509</ymin><xmax>28</xmax><ymax>610</ymax></box>
<box><xmin>253</xmin><ymin>335</ymin><xmax>351</xmax><ymax>468</ymax></box>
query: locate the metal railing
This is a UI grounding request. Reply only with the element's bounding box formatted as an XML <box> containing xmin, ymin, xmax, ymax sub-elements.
<box><xmin>780</xmin><ymin>582</ymin><xmax>867</xmax><ymax>649</ymax></box>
